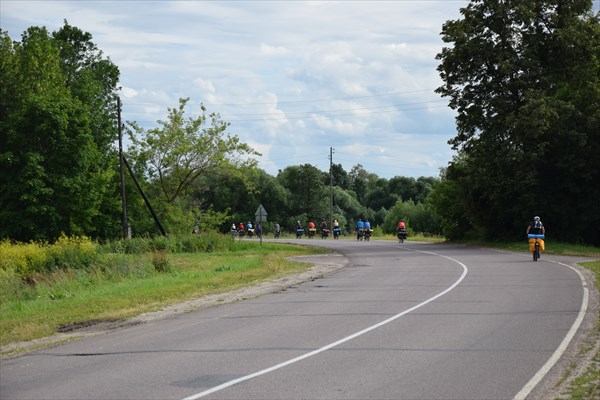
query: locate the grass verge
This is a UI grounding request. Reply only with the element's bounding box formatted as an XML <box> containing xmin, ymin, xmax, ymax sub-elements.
<box><xmin>0</xmin><ymin>241</ymin><xmax>327</xmax><ymax>348</ymax></box>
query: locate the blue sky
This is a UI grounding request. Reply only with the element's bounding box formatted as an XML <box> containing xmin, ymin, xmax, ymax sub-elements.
<box><xmin>7</xmin><ymin>1</ymin><xmax>592</xmax><ymax>179</ymax></box>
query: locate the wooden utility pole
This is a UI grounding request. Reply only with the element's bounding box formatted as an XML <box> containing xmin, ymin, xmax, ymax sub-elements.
<box><xmin>117</xmin><ymin>97</ymin><xmax>129</xmax><ymax>238</ymax></box>
<box><xmin>329</xmin><ymin>147</ymin><xmax>334</xmax><ymax>231</ymax></box>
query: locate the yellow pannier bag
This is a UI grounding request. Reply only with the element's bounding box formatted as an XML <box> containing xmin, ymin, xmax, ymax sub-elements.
<box><xmin>529</xmin><ymin>238</ymin><xmax>545</xmax><ymax>252</ymax></box>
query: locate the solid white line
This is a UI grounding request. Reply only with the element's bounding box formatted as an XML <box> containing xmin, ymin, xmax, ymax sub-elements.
<box><xmin>513</xmin><ymin>259</ymin><xmax>589</xmax><ymax>400</ymax></box>
<box><xmin>182</xmin><ymin>247</ymin><xmax>468</xmax><ymax>400</ymax></box>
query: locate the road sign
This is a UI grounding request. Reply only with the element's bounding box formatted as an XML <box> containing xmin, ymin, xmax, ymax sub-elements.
<box><xmin>255</xmin><ymin>204</ymin><xmax>267</xmax><ymax>222</ymax></box>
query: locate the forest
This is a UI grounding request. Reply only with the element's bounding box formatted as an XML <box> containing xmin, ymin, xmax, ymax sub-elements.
<box><xmin>1</xmin><ymin>1</ymin><xmax>599</xmax><ymax>245</ymax></box>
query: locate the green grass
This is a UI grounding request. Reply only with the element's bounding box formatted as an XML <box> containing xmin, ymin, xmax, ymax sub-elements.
<box><xmin>0</xmin><ymin>242</ymin><xmax>327</xmax><ymax>347</ymax></box>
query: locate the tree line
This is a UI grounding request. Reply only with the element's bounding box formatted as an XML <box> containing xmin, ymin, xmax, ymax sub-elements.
<box><xmin>2</xmin><ymin>0</ymin><xmax>599</xmax><ymax>246</ymax></box>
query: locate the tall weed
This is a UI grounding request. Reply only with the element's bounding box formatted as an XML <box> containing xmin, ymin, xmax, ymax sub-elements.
<box><xmin>0</xmin><ymin>236</ymin><xmax>98</xmax><ymax>277</ymax></box>
<box><xmin>99</xmin><ymin>231</ymin><xmax>238</xmax><ymax>254</ymax></box>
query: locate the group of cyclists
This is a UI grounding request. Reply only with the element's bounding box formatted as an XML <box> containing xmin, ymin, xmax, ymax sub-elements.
<box><xmin>230</xmin><ymin>221</ymin><xmax>262</xmax><ymax>238</ymax></box>
<box><xmin>225</xmin><ymin>214</ymin><xmax>546</xmax><ymax>258</ymax></box>
<box><xmin>227</xmin><ymin>218</ymin><xmax>408</xmax><ymax>241</ymax></box>
<box><xmin>295</xmin><ymin>219</ymin><xmax>334</xmax><ymax>239</ymax></box>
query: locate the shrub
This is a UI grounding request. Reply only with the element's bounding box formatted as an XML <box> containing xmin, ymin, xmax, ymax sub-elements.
<box><xmin>0</xmin><ymin>236</ymin><xmax>97</xmax><ymax>277</ymax></box>
<box><xmin>49</xmin><ymin>235</ymin><xmax>98</xmax><ymax>270</ymax></box>
<box><xmin>151</xmin><ymin>250</ymin><xmax>171</xmax><ymax>273</ymax></box>
<box><xmin>0</xmin><ymin>240</ymin><xmax>52</xmax><ymax>276</ymax></box>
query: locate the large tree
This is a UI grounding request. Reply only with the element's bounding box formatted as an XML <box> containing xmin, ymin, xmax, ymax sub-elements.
<box><xmin>276</xmin><ymin>164</ymin><xmax>328</xmax><ymax>222</ymax></box>
<box><xmin>0</xmin><ymin>25</ymin><xmax>120</xmax><ymax>241</ymax></box>
<box><xmin>435</xmin><ymin>0</ymin><xmax>600</xmax><ymax>243</ymax></box>
<box><xmin>126</xmin><ymin>98</ymin><xmax>260</xmax><ymax>233</ymax></box>
<box><xmin>127</xmin><ymin>98</ymin><xmax>259</xmax><ymax>204</ymax></box>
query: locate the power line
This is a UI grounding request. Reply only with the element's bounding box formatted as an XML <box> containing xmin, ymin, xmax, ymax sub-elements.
<box><xmin>122</xmin><ymin>89</ymin><xmax>439</xmax><ymax>108</ymax></box>
<box><xmin>220</xmin><ymin>100</ymin><xmax>447</xmax><ymax>117</ymax></box>
<box><xmin>122</xmin><ymin>103</ymin><xmax>449</xmax><ymax>124</ymax></box>
<box><xmin>226</xmin><ymin>104</ymin><xmax>449</xmax><ymax>122</ymax></box>
<box><xmin>208</xmin><ymin>89</ymin><xmax>437</xmax><ymax>106</ymax></box>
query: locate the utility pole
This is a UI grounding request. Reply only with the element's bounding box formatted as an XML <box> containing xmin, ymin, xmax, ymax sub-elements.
<box><xmin>117</xmin><ymin>97</ymin><xmax>129</xmax><ymax>238</ymax></box>
<box><xmin>329</xmin><ymin>147</ymin><xmax>334</xmax><ymax>231</ymax></box>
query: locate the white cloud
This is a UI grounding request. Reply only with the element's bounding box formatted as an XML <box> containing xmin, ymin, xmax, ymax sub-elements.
<box><xmin>259</xmin><ymin>43</ymin><xmax>291</xmax><ymax>56</ymax></box>
<box><xmin>1</xmin><ymin>0</ymin><xmax>469</xmax><ymax>178</ymax></box>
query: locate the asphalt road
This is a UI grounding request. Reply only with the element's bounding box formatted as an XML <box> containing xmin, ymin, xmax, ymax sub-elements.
<box><xmin>0</xmin><ymin>240</ymin><xmax>592</xmax><ymax>400</ymax></box>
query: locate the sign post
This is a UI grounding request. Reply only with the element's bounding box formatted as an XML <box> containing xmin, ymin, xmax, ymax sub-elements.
<box><xmin>255</xmin><ymin>204</ymin><xmax>267</xmax><ymax>245</ymax></box>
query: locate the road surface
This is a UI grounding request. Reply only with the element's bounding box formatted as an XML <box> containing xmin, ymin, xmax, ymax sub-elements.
<box><xmin>0</xmin><ymin>240</ymin><xmax>593</xmax><ymax>400</ymax></box>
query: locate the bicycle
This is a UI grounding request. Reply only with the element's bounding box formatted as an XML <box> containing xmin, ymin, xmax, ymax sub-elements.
<box><xmin>528</xmin><ymin>234</ymin><xmax>545</xmax><ymax>262</ymax></box>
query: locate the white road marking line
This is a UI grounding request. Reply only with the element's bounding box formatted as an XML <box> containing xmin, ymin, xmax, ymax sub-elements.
<box><xmin>513</xmin><ymin>259</ymin><xmax>589</xmax><ymax>400</ymax></box>
<box><xmin>182</xmin><ymin>247</ymin><xmax>468</xmax><ymax>400</ymax></box>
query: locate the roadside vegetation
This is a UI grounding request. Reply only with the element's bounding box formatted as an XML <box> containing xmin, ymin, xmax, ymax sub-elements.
<box><xmin>0</xmin><ymin>234</ymin><xmax>327</xmax><ymax>349</ymax></box>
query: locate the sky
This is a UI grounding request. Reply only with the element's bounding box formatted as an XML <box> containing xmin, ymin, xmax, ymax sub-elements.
<box><xmin>5</xmin><ymin>1</ymin><xmax>595</xmax><ymax>180</ymax></box>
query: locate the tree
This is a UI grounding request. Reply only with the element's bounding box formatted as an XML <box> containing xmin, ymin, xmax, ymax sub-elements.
<box><xmin>127</xmin><ymin>98</ymin><xmax>260</xmax><ymax>205</ymax></box>
<box><xmin>276</xmin><ymin>164</ymin><xmax>328</xmax><ymax>220</ymax></box>
<box><xmin>52</xmin><ymin>21</ymin><xmax>120</xmax><ymax>157</ymax></box>
<box><xmin>348</xmin><ymin>164</ymin><xmax>378</xmax><ymax>204</ymax></box>
<box><xmin>435</xmin><ymin>0</ymin><xmax>600</xmax><ymax>243</ymax></box>
<box><xmin>0</xmin><ymin>27</ymin><xmax>117</xmax><ymax>241</ymax></box>
<box><xmin>330</xmin><ymin>163</ymin><xmax>350</xmax><ymax>189</ymax></box>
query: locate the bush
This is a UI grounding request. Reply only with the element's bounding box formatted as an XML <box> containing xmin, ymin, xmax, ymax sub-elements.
<box><xmin>151</xmin><ymin>250</ymin><xmax>171</xmax><ymax>273</ymax></box>
<box><xmin>49</xmin><ymin>235</ymin><xmax>98</xmax><ymax>270</ymax></box>
<box><xmin>0</xmin><ymin>236</ymin><xmax>98</xmax><ymax>278</ymax></box>
<box><xmin>0</xmin><ymin>240</ymin><xmax>52</xmax><ymax>276</ymax></box>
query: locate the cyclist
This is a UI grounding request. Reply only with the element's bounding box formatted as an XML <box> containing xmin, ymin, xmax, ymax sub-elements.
<box><xmin>526</xmin><ymin>216</ymin><xmax>545</xmax><ymax>235</ymax></box>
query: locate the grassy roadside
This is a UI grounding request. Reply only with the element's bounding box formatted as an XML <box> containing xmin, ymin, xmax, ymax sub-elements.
<box><xmin>0</xmin><ymin>239</ymin><xmax>327</xmax><ymax>349</ymax></box>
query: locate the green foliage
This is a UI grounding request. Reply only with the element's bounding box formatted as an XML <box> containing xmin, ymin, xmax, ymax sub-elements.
<box><xmin>434</xmin><ymin>0</ymin><xmax>600</xmax><ymax>244</ymax></box>
<box><xmin>126</xmin><ymin>97</ymin><xmax>260</xmax><ymax>205</ymax></box>
<box><xmin>0</xmin><ymin>236</ymin><xmax>98</xmax><ymax>278</ymax></box>
<box><xmin>383</xmin><ymin>198</ymin><xmax>442</xmax><ymax>235</ymax></box>
<box><xmin>101</xmin><ymin>232</ymin><xmax>238</xmax><ymax>254</ymax></box>
<box><xmin>0</xmin><ymin>238</ymin><xmax>325</xmax><ymax>346</ymax></box>
<box><xmin>0</xmin><ymin>23</ymin><xmax>120</xmax><ymax>243</ymax></box>
<box><xmin>276</xmin><ymin>164</ymin><xmax>328</xmax><ymax>219</ymax></box>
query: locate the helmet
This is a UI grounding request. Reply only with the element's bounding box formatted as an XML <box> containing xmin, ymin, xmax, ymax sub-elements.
<box><xmin>534</xmin><ymin>216</ymin><xmax>540</xmax><ymax>221</ymax></box>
